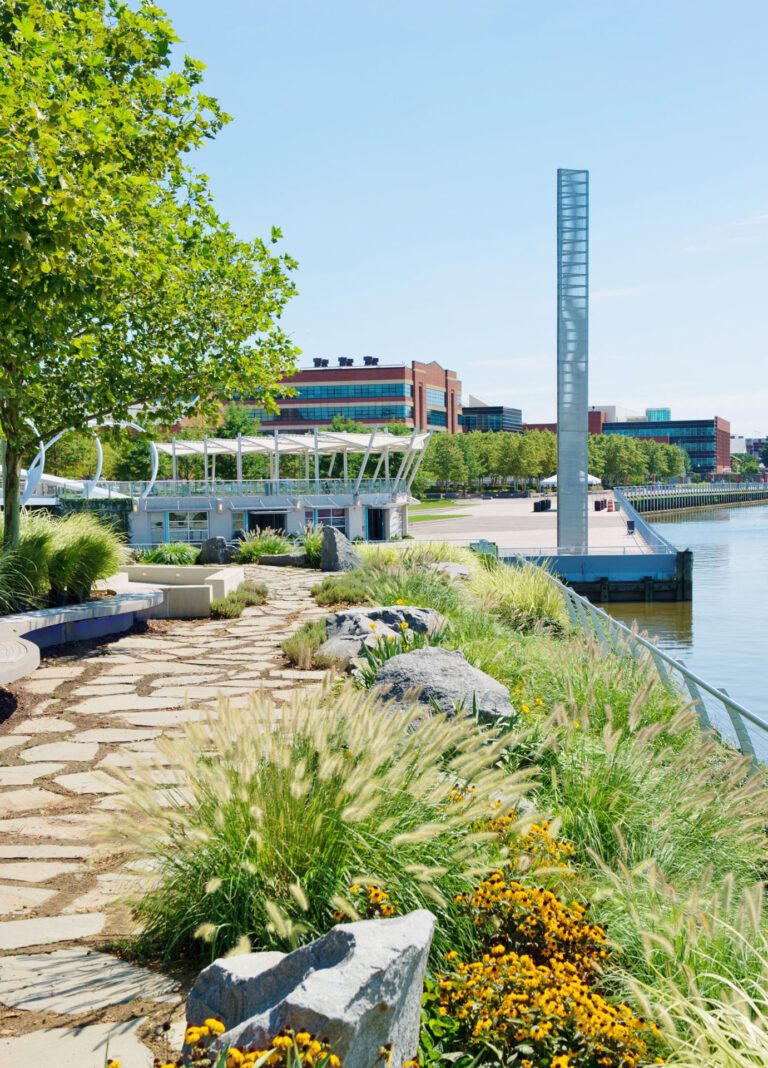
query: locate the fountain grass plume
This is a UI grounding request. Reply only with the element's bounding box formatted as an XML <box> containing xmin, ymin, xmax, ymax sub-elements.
<box><xmin>103</xmin><ymin>680</ymin><xmax>537</xmax><ymax>961</ymax></box>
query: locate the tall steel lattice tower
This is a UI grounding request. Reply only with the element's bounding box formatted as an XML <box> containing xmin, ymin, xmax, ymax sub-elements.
<box><xmin>556</xmin><ymin>168</ymin><xmax>589</xmax><ymax>553</ymax></box>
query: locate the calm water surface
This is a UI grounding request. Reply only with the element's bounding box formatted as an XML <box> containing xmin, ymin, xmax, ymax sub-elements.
<box><xmin>609</xmin><ymin>504</ymin><xmax>768</xmax><ymax>721</ymax></box>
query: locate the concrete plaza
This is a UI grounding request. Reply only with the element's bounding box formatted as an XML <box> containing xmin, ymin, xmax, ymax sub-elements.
<box><xmin>410</xmin><ymin>494</ymin><xmax>653</xmax><ymax>554</ymax></box>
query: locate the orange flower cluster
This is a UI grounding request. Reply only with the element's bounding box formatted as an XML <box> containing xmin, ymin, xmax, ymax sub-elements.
<box><xmin>438</xmin><ymin>946</ymin><xmax>653</xmax><ymax>1068</ymax></box>
<box><xmin>456</xmin><ymin>872</ymin><xmax>607</xmax><ymax>978</ymax></box>
<box><xmin>348</xmin><ymin>882</ymin><xmax>396</xmax><ymax>919</ymax></box>
<box><xmin>489</xmin><ymin>811</ymin><xmax>576</xmax><ymax>873</ymax></box>
<box><xmin>183</xmin><ymin>1026</ymin><xmax>342</xmax><ymax>1068</ymax></box>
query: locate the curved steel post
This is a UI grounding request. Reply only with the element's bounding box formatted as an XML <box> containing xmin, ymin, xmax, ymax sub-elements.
<box><xmin>142</xmin><ymin>440</ymin><xmax>160</xmax><ymax>499</ymax></box>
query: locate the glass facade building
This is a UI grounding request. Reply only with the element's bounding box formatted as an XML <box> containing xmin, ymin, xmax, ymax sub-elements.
<box><xmin>603</xmin><ymin>417</ymin><xmax>731</xmax><ymax>475</ymax></box>
<box><xmin>460</xmin><ymin>406</ymin><xmax>523</xmax><ymax>433</ymax></box>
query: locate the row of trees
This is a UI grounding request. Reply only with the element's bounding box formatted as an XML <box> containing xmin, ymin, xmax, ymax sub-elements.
<box><xmin>416</xmin><ymin>429</ymin><xmax>688</xmax><ymax>492</ymax></box>
<box><xmin>39</xmin><ymin>416</ymin><xmax>690</xmax><ymax>491</ymax></box>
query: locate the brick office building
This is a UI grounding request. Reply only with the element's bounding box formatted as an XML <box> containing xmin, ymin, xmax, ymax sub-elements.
<box><xmin>247</xmin><ymin>357</ymin><xmax>462</xmax><ymax>433</ymax></box>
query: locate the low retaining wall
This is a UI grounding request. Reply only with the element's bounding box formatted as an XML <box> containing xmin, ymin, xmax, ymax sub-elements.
<box><xmin>118</xmin><ymin>564</ymin><xmax>245</xmax><ymax>619</ymax></box>
<box><xmin>0</xmin><ymin>586</ymin><xmax>164</xmax><ymax>686</ymax></box>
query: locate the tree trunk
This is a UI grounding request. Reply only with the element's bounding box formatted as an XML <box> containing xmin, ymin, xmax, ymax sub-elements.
<box><xmin>2</xmin><ymin>443</ymin><xmax>22</xmax><ymax>549</ymax></box>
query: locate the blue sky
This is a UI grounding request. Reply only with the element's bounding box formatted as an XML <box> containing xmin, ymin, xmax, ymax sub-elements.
<box><xmin>160</xmin><ymin>1</ymin><xmax>768</xmax><ymax>435</ymax></box>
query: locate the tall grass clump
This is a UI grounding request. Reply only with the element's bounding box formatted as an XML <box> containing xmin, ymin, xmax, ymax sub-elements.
<box><xmin>469</xmin><ymin>558</ymin><xmax>568</xmax><ymax>632</ymax></box>
<box><xmin>236</xmin><ymin>528</ymin><xmax>292</xmax><ymax>562</ymax></box>
<box><xmin>281</xmin><ymin>619</ymin><xmax>330</xmax><ymax>669</ymax></box>
<box><xmin>0</xmin><ymin>546</ymin><xmax>37</xmax><ymax>613</ymax></box>
<box><xmin>106</xmin><ymin>682</ymin><xmax>535</xmax><ymax>961</ymax></box>
<box><xmin>136</xmin><ymin>542</ymin><xmax>199</xmax><ymax>565</ymax></box>
<box><xmin>46</xmin><ymin>511</ymin><xmax>126</xmax><ymax>603</ymax></box>
<box><xmin>301</xmin><ymin>524</ymin><xmax>323</xmax><ymax>568</ymax></box>
<box><xmin>626</xmin><ymin>885</ymin><xmax>768</xmax><ymax>1065</ymax></box>
<box><xmin>312</xmin><ymin>571</ymin><xmax>372</xmax><ymax>606</ymax></box>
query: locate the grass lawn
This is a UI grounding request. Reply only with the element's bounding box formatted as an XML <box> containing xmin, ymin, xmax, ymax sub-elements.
<box><xmin>410</xmin><ymin>498</ymin><xmax>462</xmax><ymax>510</ymax></box>
<box><xmin>410</xmin><ymin>512</ymin><xmax>470</xmax><ymax>522</ymax></box>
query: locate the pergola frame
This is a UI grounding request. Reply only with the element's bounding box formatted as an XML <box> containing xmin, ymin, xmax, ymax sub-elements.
<box><xmin>149</xmin><ymin>429</ymin><xmax>429</xmax><ymax>497</ymax></box>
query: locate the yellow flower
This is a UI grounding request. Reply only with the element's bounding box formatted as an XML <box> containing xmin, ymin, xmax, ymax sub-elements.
<box><xmin>399</xmin><ymin>621</ymin><xmax>409</xmax><ymax>629</ymax></box>
<box><xmin>107</xmin><ymin>1061</ymin><xmax>122</xmax><ymax>1068</ymax></box>
<box><xmin>394</xmin><ymin>599</ymin><xmax>406</xmax><ymax>605</ymax></box>
<box><xmin>296</xmin><ymin>1033</ymin><xmax>311</xmax><ymax>1045</ymax></box>
<box><xmin>521</xmin><ymin>704</ymin><xmax>530</xmax><ymax>714</ymax></box>
<box><xmin>204</xmin><ymin>1018</ymin><xmax>225</xmax><ymax>1035</ymax></box>
<box><xmin>329</xmin><ymin>1057</ymin><xmax>341</xmax><ymax>1068</ymax></box>
<box><xmin>369</xmin><ymin>622</ymin><xmax>377</xmax><ymax>630</ymax></box>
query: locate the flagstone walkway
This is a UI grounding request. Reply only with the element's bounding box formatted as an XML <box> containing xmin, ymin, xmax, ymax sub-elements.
<box><xmin>0</xmin><ymin>566</ymin><xmax>332</xmax><ymax>1063</ymax></box>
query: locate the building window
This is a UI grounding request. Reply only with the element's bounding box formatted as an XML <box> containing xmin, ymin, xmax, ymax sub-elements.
<box><xmin>260</xmin><ymin>404</ymin><xmax>412</xmax><ymax>423</ymax></box>
<box><xmin>151</xmin><ymin>510</ymin><xmax>210</xmax><ymax>545</ymax></box>
<box><xmin>427</xmin><ymin>409</ymin><xmax>448</xmax><ymax>427</ymax></box>
<box><xmin>426</xmin><ymin>386</ymin><xmax>446</xmax><ymax>407</ymax></box>
<box><xmin>305</xmin><ymin>507</ymin><xmax>346</xmax><ymax>533</ymax></box>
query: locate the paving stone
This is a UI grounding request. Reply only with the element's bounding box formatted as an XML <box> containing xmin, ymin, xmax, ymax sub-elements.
<box><xmin>0</xmin><ymin>861</ymin><xmax>81</xmax><ymax>883</ymax></box>
<box><xmin>72</xmin><ymin>684</ymin><xmax>144</xmax><ymax>697</ymax></box>
<box><xmin>102</xmin><ymin>661</ymin><xmax>211</xmax><ymax>677</ymax></box>
<box><xmin>115</xmin><ymin>709</ymin><xmax>211</xmax><ymax>728</ymax></box>
<box><xmin>19</xmin><ymin>678</ymin><xmax>68</xmax><ymax>695</ymax></box>
<box><xmin>0</xmin><ymin>763</ymin><xmax>66</xmax><ymax>786</ymax></box>
<box><xmin>32</xmin><ymin>664</ymin><xmax>86</xmax><ymax>679</ymax></box>
<box><xmin>96</xmin><ymin>749</ymin><xmax>170</xmax><ymax>768</ymax></box>
<box><xmin>150</xmin><ymin>685</ymin><xmax>253</xmax><ymax>700</ymax></box>
<box><xmin>0</xmin><ymin>735</ymin><xmax>30</xmax><ymax>751</ymax></box>
<box><xmin>0</xmin><ymin>1020</ymin><xmax>154</xmax><ymax>1068</ymax></box>
<box><xmin>72</xmin><ymin>694</ymin><xmax>184</xmax><ymax>714</ymax></box>
<box><xmin>147</xmin><ymin>674</ymin><xmax>221</xmax><ymax>687</ymax></box>
<box><xmin>0</xmin><ymin>814</ymin><xmax>97</xmax><ymax>839</ymax></box>
<box><xmin>61</xmin><ymin>873</ymin><xmax>147</xmax><ymax>913</ymax></box>
<box><xmin>0</xmin><ymin>884</ymin><xmax>58</xmax><ymax>916</ymax></box>
<box><xmin>0</xmin><ymin>843</ymin><xmax>91</xmax><ymax>859</ymax></box>
<box><xmin>0</xmin><ymin>911</ymin><xmax>106</xmax><ymax>950</ymax></box>
<box><xmin>21</xmin><ymin>741</ymin><xmax>99</xmax><ymax>763</ymax></box>
<box><xmin>74</xmin><ymin>727</ymin><xmax>162</xmax><ymax>743</ymax></box>
<box><xmin>54</xmin><ymin>770</ymin><xmax>123</xmax><ymax>795</ymax></box>
<box><xmin>12</xmin><ymin>718</ymin><xmax>76</xmax><ymax>734</ymax></box>
<box><xmin>0</xmin><ymin>946</ymin><xmax>179</xmax><ymax>1010</ymax></box>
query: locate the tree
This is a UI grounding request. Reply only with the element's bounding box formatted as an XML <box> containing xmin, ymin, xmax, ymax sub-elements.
<box><xmin>0</xmin><ymin>1</ymin><xmax>298</xmax><ymax>546</ymax></box>
<box><xmin>733</xmin><ymin>453</ymin><xmax>760</xmax><ymax>478</ymax></box>
<box><xmin>424</xmin><ymin>434</ymin><xmax>468</xmax><ymax>487</ymax></box>
<box><xmin>761</xmin><ymin>443</ymin><xmax>768</xmax><ymax>468</ymax></box>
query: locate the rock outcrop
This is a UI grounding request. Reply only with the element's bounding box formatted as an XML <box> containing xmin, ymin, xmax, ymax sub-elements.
<box><xmin>320</xmin><ymin>527</ymin><xmax>362</xmax><ymax>573</ymax></box>
<box><xmin>317</xmin><ymin>606</ymin><xmax>447</xmax><ymax>668</ymax></box>
<box><xmin>186</xmin><ymin>911</ymin><xmax>436</xmax><ymax>1068</ymax></box>
<box><xmin>374</xmin><ymin>646</ymin><xmax>515</xmax><ymax>721</ymax></box>
<box><xmin>198</xmin><ymin>537</ymin><xmax>239</xmax><ymax>565</ymax></box>
<box><xmin>258</xmin><ymin>552</ymin><xmax>308</xmax><ymax>567</ymax></box>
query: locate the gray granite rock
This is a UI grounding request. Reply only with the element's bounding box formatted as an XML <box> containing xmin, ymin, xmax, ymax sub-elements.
<box><xmin>187</xmin><ymin>911</ymin><xmax>435</xmax><ymax>1068</ymax></box>
<box><xmin>429</xmin><ymin>562</ymin><xmax>470</xmax><ymax>580</ymax></box>
<box><xmin>320</xmin><ymin>526</ymin><xmax>362</xmax><ymax>572</ymax></box>
<box><xmin>317</xmin><ymin>606</ymin><xmax>447</xmax><ymax>668</ymax></box>
<box><xmin>198</xmin><ymin>538</ymin><xmax>237</xmax><ymax>565</ymax></box>
<box><xmin>374</xmin><ymin>646</ymin><xmax>515</xmax><ymax>721</ymax></box>
<box><xmin>258</xmin><ymin>552</ymin><xmax>308</xmax><ymax>567</ymax></box>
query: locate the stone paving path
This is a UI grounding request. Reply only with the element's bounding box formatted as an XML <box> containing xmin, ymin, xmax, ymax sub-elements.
<box><xmin>0</xmin><ymin>566</ymin><xmax>330</xmax><ymax>1061</ymax></box>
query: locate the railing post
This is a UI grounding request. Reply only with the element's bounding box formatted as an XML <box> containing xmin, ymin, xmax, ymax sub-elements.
<box><xmin>720</xmin><ymin>687</ymin><xmax>757</xmax><ymax>766</ymax></box>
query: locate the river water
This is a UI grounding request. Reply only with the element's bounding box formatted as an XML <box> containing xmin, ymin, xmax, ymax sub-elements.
<box><xmin>609</xmin><ymin>503</ymin><xmax>768</xmax><ymax>723</ymax></box>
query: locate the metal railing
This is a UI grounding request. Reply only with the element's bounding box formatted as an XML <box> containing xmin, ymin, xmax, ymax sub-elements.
<box><xmin>623</xmin><ymin>481</ymin><xmax>768</xmax><ymax>513</ymax></box>
<box><xmin>54</xmin><ymin>478</ymin><xmax>398</xmax><ymax>500</ymax></box>
<box><xmin>546</xmin><ymin>568</ymin><xmax>768</xmax><ymax>767</ymax></box>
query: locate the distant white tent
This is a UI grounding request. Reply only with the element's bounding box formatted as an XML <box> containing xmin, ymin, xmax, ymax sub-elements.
<box><xmin>539</xmin><ymin>473</ymin><xmax>602</xmax><ymax>487</ymax></box>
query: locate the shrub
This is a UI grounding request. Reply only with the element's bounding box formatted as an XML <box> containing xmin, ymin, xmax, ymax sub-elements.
<box><xmin>281</xmin><ymin>619</ymin><xmax>328</xmax><ymax>669</ymax></box>
<box><xmin>302</xmin><ymin>524</ymin><xmax>323</xmax><ymax>569</ymax></box>
<box><xmin>136</xmin><ymin>542</ymin><xmax>200</xmax><ymax>565</ymax></box>
<box><xmin>312</xmin><ymin>572</ymin><xmax>371</xmax><ymax>606</ymax></box>
<box><xmin>210</xmin><ymin>593</ymin><xmax>246</xmax><ymax>618</ymax></box>
<box><xmin>236</xmin><ymin>580</ymin><xmax>268</xmax><ymax>606</ymax></box>
<box><xmin>46</xmin><ymin>511</ymin><xmax>126</xmax><ymax>603</ymax></box>
<box><xmin>107</xmin><ymin>682</ymin><xmax>534</xmax><ymax>960</ymax></box>
<box><xmin>236</xmin><ymin>528</ymin><xmax>292</xmax><ymax>562</ymax></box>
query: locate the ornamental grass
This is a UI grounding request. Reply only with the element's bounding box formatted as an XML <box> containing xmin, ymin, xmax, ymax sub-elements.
<box><xmin>104</xmin><ymin>681</ymin><xmax>536</xmax><ymax>961</ymax></box>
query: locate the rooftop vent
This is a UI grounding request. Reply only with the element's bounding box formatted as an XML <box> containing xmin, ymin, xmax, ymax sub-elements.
<box><xmin>338</xmin><ymin>357</ymin><xmax>354</xmax><ymax>367</ymax></box>
<box><xmin>363</xmin><ymin>356</ymin><xmax>380</xmax><ymax>366</ymax></box>
<box><xmin>312</xmin><ymin>358</ymin><xmax>324</xmax><ymax>368</ymax></box>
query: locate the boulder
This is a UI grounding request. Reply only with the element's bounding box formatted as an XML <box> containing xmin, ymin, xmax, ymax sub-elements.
<box><xmin>429</xmin><ymin>562</ymin><xmax>470</xmax><ymax>580</ymax></box>
<box><xmin>374</xmin><ymin>646</ymin><xmax>515</xmax><ymax>722</ymax></box>
<box><xmin>320</xmin><ymin>526</ymin><xmax>362</xmax><ymax>573</ymax></box>
<box><xmin>258</xmin><ymin>552</ymin><xmax>308</xmax><ymax>568</ymax></box>
<box><xmin>317</xmin><ymin>606</ymin><xmax>447</xmax><ymax>669</ymax></box>
<box><xmin>186</xmin><ymin>911</ymin><xmax>436</xmax><ymax>1068</ymax></box>
<box><xmin>198</xmin><ymin>537</ymin><xmax>238</xmax><ymax>565</ymax></box>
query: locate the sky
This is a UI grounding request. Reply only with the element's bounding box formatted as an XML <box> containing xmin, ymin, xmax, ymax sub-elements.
<box><xmin>159</xmin><ymin>0</ymin><xmax>768</xmax><ymax>435</ymax></box>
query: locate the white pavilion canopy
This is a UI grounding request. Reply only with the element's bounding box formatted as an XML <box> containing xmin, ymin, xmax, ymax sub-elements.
<box><xmin>152</xmin><ymin>429</ymin><xmax>431</xmax><ymax>458</ymax></box>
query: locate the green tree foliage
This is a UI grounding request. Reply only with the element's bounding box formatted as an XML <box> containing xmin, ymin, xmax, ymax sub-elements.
<box><xmin>424</xmin><ymin>432</ymin><xmax>468</xmax><ymax>487</ymax></box>
<box><xmin>732</xmin><ymin>452</ymin><xmax>760</xmax><ymax>477</ymax></box>
<box><xmin>0</xmin><ymin>1</ymin><xmax>298</xmax><ymax>545</ymax></box>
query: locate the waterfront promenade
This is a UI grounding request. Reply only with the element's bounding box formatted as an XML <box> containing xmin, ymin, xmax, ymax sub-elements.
<box><xmin>410</xmin><ymin>494</ymin><xmax>654</xmax><ymax>554</ymax></box>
